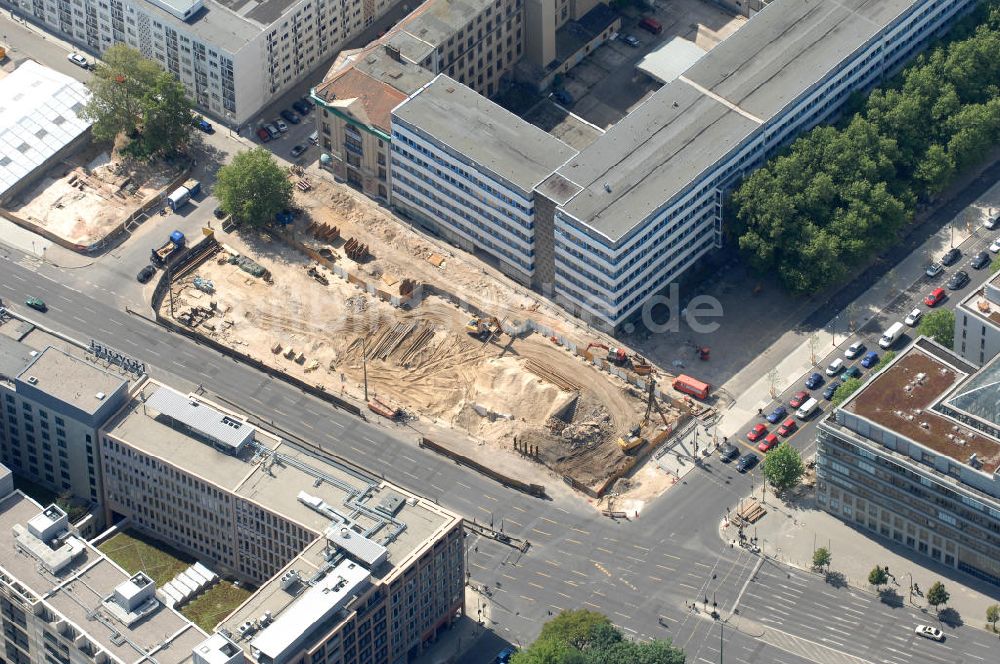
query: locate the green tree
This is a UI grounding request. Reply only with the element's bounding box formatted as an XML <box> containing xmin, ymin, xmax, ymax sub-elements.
<box><xmin>812</xmin><ymin>547</ymin><xmax>832</xmax><ymax>572</ymax></box>
<box><xmin>214</xmin><ymin>148</ymin><xmax>293</xmax><ymax>227</ymax></box>
<box><xmin>990</xmin><ymin>257</ymin><xmax>1000</xmax><ymax>274</ymax></box>
<box><xmin>986</xmin><ymin>603</ymin><xmax>1000</xmax><ymax>631</ymax></box>
<box><xmin>831</xmin><ymin>378</ymin><xmax>864</xmax><ymax>406</ymax></box>
<box><xmin>82</xmin><ymin>45</ymin><xmax>191</xmax><ymax>158</ymax></box>
<box><xmin>916</xmin><ymin>308</ymin><xmax>956</xmax><ymax>347</ymax></box>
<box><xmin>868</xmin><ymin>565</ymin><xmax>888</xmax><ymax>591</ymax></box>
<box><xmin>926</xmin><ymin>581</ymin><xmax>950</xmax><ymax>612</ymax></box>
<box><xmin>871</xmin><ymin>350</ymin><xmax>897</xmax><ymax>373</ymax></box>
<box><xmin>761</xmin><ymin>442</ymin><xmax>805</xmax><ymax>493</ymax></box>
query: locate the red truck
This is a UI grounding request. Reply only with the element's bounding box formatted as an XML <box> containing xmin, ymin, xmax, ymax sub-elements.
<box><xmin>673</xmin><ymin>375</ymin><xmax>710</xmax><ymax>400</ymax></box>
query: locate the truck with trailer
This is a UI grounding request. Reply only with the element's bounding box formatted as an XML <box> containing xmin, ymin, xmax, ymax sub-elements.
<box><xmin>166</xmin><ymin>179</ymin><xmax>201</xmax><ymax>211</ymax></box>
<box><xmin>151</xmin><ymin>230</ymin><xmax>186</xmax><ymax>265</ymax></box>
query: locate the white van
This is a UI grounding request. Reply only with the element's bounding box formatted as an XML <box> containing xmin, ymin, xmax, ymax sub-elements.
<box><xmin>796</xmin><ymin>397</ymin><xmax>819</xmax><ymax>420</ymax></box>
<box><xmin>826</xmin><ymin>358</ymin><xmax>844</xmax><ymax>376</ymax></box>
<box><xmin>879</xmin><ymin>322</ymin><xmax>905</xmax><ymax>349</ymax></box>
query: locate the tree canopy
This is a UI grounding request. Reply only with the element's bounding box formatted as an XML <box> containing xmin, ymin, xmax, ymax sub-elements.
<box><xmin>868</xmin><ymin>566</ymin><xmax>889</xmax><ymax>590</ymax></box>
<box><xmin>926</xmin><ymin>581</ymin><xmax>950</xmax><ymax>611</ymax></box>
<box><xmin>761</xmin><ymin>442</ymin><xmax>805</xmax><ymax>493</ymax></box>
<box><xmin>731</xmin><ymin>1</ymin><xmax>1000</xmax><ymax>293</ymax></box>
<box><xmin>214</xmin><ymin>148</ymin><xmax>293</xmax><ymax>227</ymax></box>
<box><xmin>83</xmin><ymin>45</ymin><xmax>191</xmax><ymax>159</ymax></box>
<box><xmin>831</xmin><ymin>377</ymin><xmax>864</xmax><ymax>407</ymax></box>
<box><xmin>812</xmin><ymin>547</ymin><xmax>832</xmax><ymax>571</ymax></box>
<box><xmin>512</xmin><ymin>610</ymin><xmax>685</xmax><ymax>664</ymax></box>
<box><xmin>916</xmin><ymin>309</ymin><xmax>956</xmax><ymax>347</ymax></box>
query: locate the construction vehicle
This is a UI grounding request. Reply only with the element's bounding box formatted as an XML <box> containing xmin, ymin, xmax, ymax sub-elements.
<box><xmin>151</xmin><ymin>230</ymin><xmax>186</xmax><ymax>265</ymax></box>
<box><xmin>618</xmin><ymin>376</ymin><xmax>672</xmax><ymax>452</ymax></box>
<box><xmin>466</xmin><ymin>316</ymin><xmax>502</xmax><ymax>339</ymax></box>
<box><xmin>585</xmin><ymin>342</ymin><xmax>627</xmax><ymax>364</ymax></box>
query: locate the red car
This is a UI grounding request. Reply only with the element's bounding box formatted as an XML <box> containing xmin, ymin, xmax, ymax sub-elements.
<box><xmin>746</xmin><ymin>423</ymin><xmax>768</xmax><ymax>442</ymax></box>
<box><xmin>924</xmin><ymin>287</ymin><xmax>945</xmax><ymax>307</ymax></box>
<box><xmin>789</xmin><ymin>391</ymin><xmax>809</xmax><ymax>408</ymax></box>
<box><xmin>256</xmin><ymin>127</ymin><xmax>271</xmax><ymax>142</ymax></box>
<box><xmin>758</xmin><ymin>433</ymin><xmax>779</xmax><ymax>452</ymax></box>
<box><xmin>777</xmin><ymin>418</ymin><xmax>797</xmax><ymax>436</ymax></box>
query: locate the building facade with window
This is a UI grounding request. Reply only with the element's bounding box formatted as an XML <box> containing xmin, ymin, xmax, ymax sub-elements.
<box><xmin>1</xmin><ymin>0</ymin><xmax>403</xmax><ymax>124</ymax></box>
<box><xmin>0</xmin><ymin>343</ymin><xmax>129</xmax><ymax>524</ymax></box>
<box><xmin>954</xmin><ymin>270</ymin><xmax>1000</xmax><ymax>367</ymax></box>
<box><xmin>817</xmin><ymin>337</ymin><xmax>1000</xmax><ymax>587</ymax></box>
<box><xmin>390</xmin><ymin>74</ymin><xmax>577</xmax><ymax>285</ymax></box>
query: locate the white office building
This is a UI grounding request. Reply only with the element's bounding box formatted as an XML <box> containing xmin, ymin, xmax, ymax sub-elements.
<box><xmin>536</xmin><ymin>0</ymin><xmax>979</xmax><ymax>329</ymax></box>
<box><xmin>390</xmin><ymin>75</ymin><xmax>577</xmax><ymax>285</ymax></box>
<box><xmin>3</xmin><ymin>0</ymin><xmax>402</xmax><ymax>124</ymax></box>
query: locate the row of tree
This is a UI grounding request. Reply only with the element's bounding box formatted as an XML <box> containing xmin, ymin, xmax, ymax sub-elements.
<box><xmin>512</xmin><ymin>610</ymin><xmax>685</xmax><ymax>664</ymax></box>
<box><xmin>731</xmin><ymin>1</ymin><xmax>1000</xmax><ymax>293</ymax></box>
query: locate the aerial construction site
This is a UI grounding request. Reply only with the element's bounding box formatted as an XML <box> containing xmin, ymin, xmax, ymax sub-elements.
<box><xmin>158</xmin><ymin>172</ymin><xmax>709</xmax><ymax>496</ymax></box>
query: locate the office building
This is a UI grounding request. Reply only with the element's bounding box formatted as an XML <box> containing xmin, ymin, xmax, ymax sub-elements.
<box><xmin>0</xmin><ymin>481</ymin><xmax>209</xmax><ymax>664</ymax></box>
<box><xmin>520</xmin><ymin>0</ymin><xmax>618</xmax><ymax>89</ymax></box>
<box><xmin>390</xmin><ymin>74</ymin><xmax>577</xmax><ymax>285</ymax></box>
<box><xmin>0</xmin><ymin>342</ymin><xmax>129</xmax><ymax>515</ymax></box>
<box><xmin>817</xmin><ymin>337</ymin><xmax>1000</xmax><ymax>587</ymax></box>
<box><xmin>2</xmin><ymin>0</ymin><xmax>402</xmax><ymax>125</ymax></box>
<box><xmin>100</xmin><ymin>379</ymin><xmax>465</xmax><ymax>663</ymax></box>
<box><xmin>954</xmin><ymin>270</ymin><xmax>1000</xmax><ymax>366</ymax></box>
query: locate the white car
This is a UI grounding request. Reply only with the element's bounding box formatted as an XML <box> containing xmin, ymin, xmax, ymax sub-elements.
<box><xmin>904</xmin><ymin>308</ymin><xmax>923</xmax><ymax>326</ymax></box>
<box><xmin>67</xmin><ymin>53</ymin><xmax>90</xmax><ymax>69</ymax></box>
<box><xmin>845</xmin><ymin>342</ymin><xmax>866</xmax><ymax>359</ymax></box>
<box><xmin>984</xmin><ymin>213</ymin><xmax>999</xmax><ymax>230</ymax></box>
<box><xmin>914</xmin><ymin>625</ymin><xmax>944</xmax><ymax>641</ymax></box>
<box><xmin>273</xmin><ymin>118</ymin><xmax>289</xmax><ymax>133</ymax></box>
<box><xmin>990</xmin><ymin>238</ymin><xmax>1000</xmax><ymax>253</ymax></box>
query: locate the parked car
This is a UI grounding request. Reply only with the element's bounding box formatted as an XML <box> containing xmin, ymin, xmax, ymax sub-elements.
<box><xmin>758</xmin><ymin>433</ymin><xmax>779</xmax><ymax>453</ymax></box>
<box><xmin>822</xmin><ymin>380</ymin><xmax>842</xmax><ymax>400</ymax></box>
<box><xmin>925</xmin><ymin>262</ymin><xmax>944</xmax><ymax>277</ymax></box>
<box><xmin>495</xmin><ymin>646</ymin><xmax>518</xmax><ymax>663</ymax></box>
<box><xmin>213</xmin><ymin>206</ymin><xmax>227</xmax><ymax>219</ymax></box>
<box><xmin>24</xmin><ymin>297</ymin><xmax>47</xmax><ymax>312</ymax></box>
<box><xmin>300</xmin><ymin>95</ymin><xmax>316</xmax><ymax>110</ymax></box>
<box><xmin>789</xmin><ymin>390</ymin><xmax>809</xmax><ymax>408</ymax></box>
<box><xmin>861</xmin><ymin>351</ymin><xmax>880</xmax><ymax>368</ymax></box>
<box><xmin>718</xmin><ymin>443</ymin><xmax>740</xmax><ymax>462</ymax></box>
<box><xmin>971</xmin><ymin>251</ymin><xmax>991</xmax><ymax>269</ymax></box>
<box><xmin>904</xmin><ymin>308</ymin><xmax>922</xmax><ymax>326</ymax></box>
<box><xmin>292</xmin><ymin>100</ymin><xmax>311</xmax><ymax>115</ymax></box>
<box><xmin>136</xmin><ymin>265</ymin><xmax>156</xmax><ymax>283</ymax></box>
<box><xmin>843</xmin><ymin>366</ymin><xmax>862</xmax><ymax>380</ymax></box>
<box><xmin>914</xmin><ymin>625</ymin><xmax>944</xmax><ymax>642</ymax></box>
<box><xmin>736</xmin><ymin>453</ymin><xmax>759</xmax><ymax>473</ymax></box>
<box><xmin>941</xmin><ymin>247</ymin><xmax>961</xmax><ymax>266</ymax></box>
<box><xmin>947</xmin><ymin>270</ymin><xmax>969</xmax><ymax>290</ymax></box>
<box><xmin>826</xmin><ymin>357</ymin><xmax>844</xmax><ymax>376</ymax></box>
<box><xmin>264</xmin><ymin>123</ymin><xmax>281</xmax><ymax>138</ymax></box>
<box><xmin>290</xmin><ymin>144</ymin><xmax>307</xmax><ymax>158</ymax></box>
<box><xmin>308</xmin><ymin>130</ymin><xmax>320</xmax><ymax>145</ymax></box>
<box><xmin>192</xmin><ymin>116</ymin><xmax>214</xmax><ymax>133</ymax></box>
<box><xmin>67</xmin><ymin>52</ymin><xmax>90</xmax><ymax>69</ymax></box>
<box><xmin>845</xmin><ymin>341</ymin><xmax>866</xmax><ymax>359</ymax></box>
<box><xmin>777</xmin><ymin>418</ymin><xmax>797</xmax><ymax>436</ymax></box>
<box><xmin>746</xmin><ymin>423</ymin><xmax>768</xmax><ymax>442</ymax></box>
<box><xmin>805</xmin><ymin>372</ymin><xmax>824</xmax><ymax>389</ymax></box>
<box><xmin>924</xmin><ymin>287</ymin><xmax>946</xmax><ymax>307</ymax></box>
<box><xmin>623</xmin><ymin>34</ymin><xmax>641</xmax><ymax>47</ymax></box>
<box><xmin>990</xmin><ymin>237</ymin><xmax>1000</xmax><ymax>253</ymax></box>
<box><xmin>256</xmin><ymin>127</ymin><xmax>271</xmax><ymax>142</ymax></box>
<box><xmin>766</xmin><ymin>405</ymin><xmax>787</xmax><ymax>423</ymax></box>
<box><xmin>984</xmin><ymin>212</ymin><xmax>999</xmax><ymax>230</ymax></box>
<box><xmin>639</xmin><ymin>16</ymin><xmax>663</xmax><ymax>34</ymax></box>
<box><xmin>273</xmin><ymin>118</ymin><xmax>289</xmax><ymax>132</ymax></box>
<box><xmin>280</xmin><ymin>109</ymin><xmax>300</xmax><ymax>124</ymax></box>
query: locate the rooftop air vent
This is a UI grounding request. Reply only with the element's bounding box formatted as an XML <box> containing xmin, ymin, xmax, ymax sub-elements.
<box><xmin>26</xmin><ymin>375</ymin><xmax>38</xmax><ymax>384</ymax></box>
<box><xmin>96</xmin><ymin>392</ymin><xmax>106</xmax><ymax>400</ymax></box>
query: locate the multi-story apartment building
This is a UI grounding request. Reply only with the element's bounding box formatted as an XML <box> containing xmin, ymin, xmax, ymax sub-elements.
<box><xmin>2</xmin><ymin>0</ymin><xmax>402</xmax><ymax>124</ymax></box>
<box><xmin>817</xmin><ymin>337</ymin><xmax>1000</xmax><ymax>587</ymax></box>
<box><xmin>954</xmin><ymin>270</ymin><xmax>1000</xmax><ymax>367</ymax></box>
<box><xmin>0</xmin><ymin>475</ymin><xmax>210</xmax><ymax>664</ymax></box>
<box><xmin>522</xmin><ymin>0</ymin><xmax>600</xmax><ymax>69</ymax></box>
<box><xmin>535</xmin><ymin>0</ymin><xmax>979</xmax><ymax>329</ymax></box>
<box><xmin>313</xmin><ymin>44</ymin><xmax>434</xmax><ymax>200</ymax></box>
<box><xmin>99</xmin><ymin>378</ymin><xmax>465</xmax><ymax>663</ymax></box>
<box><xmin>0</xmin><ymin>342</ymin><xmax>130</xmax><ymax>514</ymax></box>
<box><xmin>390</xmin><ymin>74</ymin><xmax>577</xmax><ymax>285</ymax></box>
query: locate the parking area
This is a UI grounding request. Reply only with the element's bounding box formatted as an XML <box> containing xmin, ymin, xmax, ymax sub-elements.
<box><xmin>559</xmin><ymin>0</ymin><xmax>746</xmax><ymax>128</ymax></box>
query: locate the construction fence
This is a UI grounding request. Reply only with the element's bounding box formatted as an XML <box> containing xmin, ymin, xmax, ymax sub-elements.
<box><xmin>419</xmin><ymin>437</ymin><xmax>547</xmax><ymax>499</ymax></box>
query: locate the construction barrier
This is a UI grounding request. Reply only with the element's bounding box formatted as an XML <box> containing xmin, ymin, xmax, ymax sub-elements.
<box><xmin>419</xmin><ymin>437</ymin><xmax>547</xmax><ymax>498</ymax></box>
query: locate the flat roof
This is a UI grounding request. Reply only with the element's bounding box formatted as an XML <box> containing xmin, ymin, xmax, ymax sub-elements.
<box><xmin>958</xmin><ymin>270</ymin><xmax>1000</xmax><ymax>328</ymax></box>
<box><xmin>0</xmin><ymin>334</ymin><xmax>34</xmax><ymax>382</ymax></box>
<box><xmin>139</xmin><ymin>0</ymin><xmax>261</xmax><ymax>54</ymax></box>
<box><xmin>0</xmin><ymin>61</ymin><xmax>91</xmax><ymax>200</ymax></box>
<box><xmin>17</xmin><ymin>345</ymin><xmax>128</xmax><ymax>416</ymax></box>
<box><xmin>552</xmin><ymin>0</ymin><xmax>927</xmax><ymax>242</ymax></box>
<box><xmin>546</xmin><ymin>79</ymin><xmax>757</xmax><ymax>240</ymax></box>
<box><xmin>843</xmin><ymin>341</ymin><xmax>1000</xmax><ymax>473</ymax></box>
<box><xmin>637</xmin><ymin>37</ymin><xmax>707</xmax><ymax>85</ymax></box>
<box><xmin>0</xmin><ymin>491</ymin><xmax>206</xmax><ymax>664</ymax></box>
<box><xmin>145</xmin><ymin>385</ymin><xmax>255</xmax><ymax>452</ymax></box>
<box><xmin>394</xmin><ymin>75</ymin><xmax>578</xmax><ymax>193</ymax></box>
<box><xmin>389</xmin><ymin>0</ymin><xmax>493</xmax><ymax>63</ymax></box>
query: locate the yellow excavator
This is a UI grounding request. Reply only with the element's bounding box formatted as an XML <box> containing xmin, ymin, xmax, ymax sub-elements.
<box><xmin>466</xmin><ymin>315</ymin><xmax>503</xmax><ymax>339</ymax></box>
<box><xmin>618</xmin><ymin>376</ymin><xmax>671</xmax><ymax>452</ymax></box>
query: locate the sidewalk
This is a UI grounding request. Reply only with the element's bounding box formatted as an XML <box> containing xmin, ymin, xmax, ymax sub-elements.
<box><xmin>730</xmin><ymin>487</ymin><xmax>1000</xmax><ymax>630</ymax></box>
